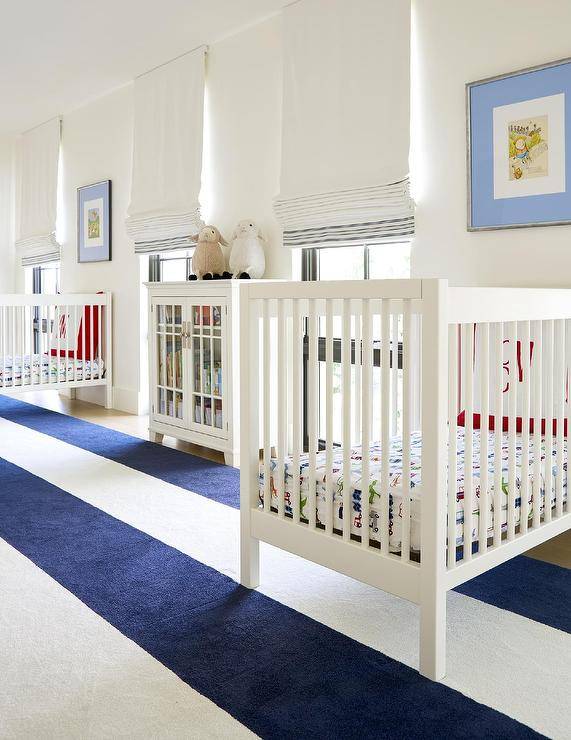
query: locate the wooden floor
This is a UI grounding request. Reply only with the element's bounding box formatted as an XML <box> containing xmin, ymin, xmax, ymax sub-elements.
<box><xmin>9</xmin><ymin>391</ymin><xmax>571</xmax><ymax>570</ymax></box>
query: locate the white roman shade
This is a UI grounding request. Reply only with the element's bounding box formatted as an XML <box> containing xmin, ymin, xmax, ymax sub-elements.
<box><xmin>127</xmin><ymin>47</ymin><xmax>206</xmax><ymax>254</ymax></box>
<box><xmin>15</xmin><ymin>117</ymin><xmax>61</xmax><ymax>266</ymax></box>
<box><xmin>275</xmin><ymin>0</ymin><xmax>414</xmax><ymax>248</ymax></box>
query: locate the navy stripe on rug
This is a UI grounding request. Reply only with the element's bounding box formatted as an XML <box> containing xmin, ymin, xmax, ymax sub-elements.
<box><xmin>0</xmin><ymin>395</ymin><xmax>239</xmax><ymax>508</ymax></box>
<box><xmin>0</xmin><ymin>457</ymin><xmax>542</xmax><ymax>740</ymax></box>
<box><xmin>0</xmin><ymin>394</ymin><xmax>569</xmax><ymax>636</ymax></box>
<box><xmin>455</xmin><ymin>555</ymin><xmax>570</xmax><ymax>634</ymax></box>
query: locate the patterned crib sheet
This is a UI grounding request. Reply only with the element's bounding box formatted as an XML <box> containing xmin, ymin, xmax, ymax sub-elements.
<box><xmin>258</xmin><ymin>429</ymin><xmax>567</xmax><ymax>553</ymax></box>
<box><xmin>0</xmin><ymin>354</ymin><xmax>104</xmax><ymax>386</ymax></box>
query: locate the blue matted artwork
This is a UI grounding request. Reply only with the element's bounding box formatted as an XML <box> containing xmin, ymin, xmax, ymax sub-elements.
<box><xmin>77</xmin><ymin>180</ymin><xmax>111</xmax><ymax>262</ymax></box>
<box><xmin>468</xmin><ymin>58</ymin><xmax>571</xmax><ymax>230</ymax></box>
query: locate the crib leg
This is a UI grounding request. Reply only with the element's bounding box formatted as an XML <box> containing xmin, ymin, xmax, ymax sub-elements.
<box><xmin>150</xmin><ymin>431</ymin><xmax>164</xmax><ymax>444</ymax></box>
<box><xmin>419</xmin><ymin>587</ymin><xmax>447</xmax><ymax>680</ymax></box>
<box><xmin>240</xmin><ymin>516</ymin><xmax>260</xmax><ymax>589</ymax></box>
<box><xmin>105</xmin><ymin>383</ymin><xmax>113</xmax><ymax>410</ymax></box>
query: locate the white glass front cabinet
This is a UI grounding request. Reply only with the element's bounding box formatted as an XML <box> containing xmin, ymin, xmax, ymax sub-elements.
<box><xmin>151</xmin><ymin>298</ymin><xmax>187</xmax><ymax>428</ymax></box>
<box><xmin>189</xmin><ymin>300</ymin><xmax>226</xmax><ymax>438</ymax></box>
<box><xmin>147</xmin><ymin>282</ymin><xmax>237</xmax><ymax>466</ymax></box>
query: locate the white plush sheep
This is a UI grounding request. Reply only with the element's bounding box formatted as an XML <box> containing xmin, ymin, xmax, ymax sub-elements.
<box><xmin>228</xmin><ymin>220</ymin><xmax>266</xmax><ymax>279</ymax></box>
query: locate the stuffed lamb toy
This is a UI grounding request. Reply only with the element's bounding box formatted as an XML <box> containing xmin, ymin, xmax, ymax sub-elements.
<box><xmin>228</xmin><ymin>220</ymin><xmax>266</xmax><ymax>279</ymax></box>
<box><xmin>190</xmin><ymin>225</ymin><xmax>231</xmax><ymax>280</ymax></box>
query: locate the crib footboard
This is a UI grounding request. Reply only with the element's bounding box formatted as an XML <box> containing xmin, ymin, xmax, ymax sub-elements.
<box><xmin>0</xmin><ymin>293</ymin><xmax>112</xmax><ymax>406</ymax></box>
<box><xmin>238</xmin><ymin>279</ymin><xmax>448</xmax><ymax>679</ymax></box>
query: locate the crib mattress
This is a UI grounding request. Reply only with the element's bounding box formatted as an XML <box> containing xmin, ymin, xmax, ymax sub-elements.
<box><xmin>258</xmin><ymin>429</ymin><xmax>567</xmax><ymax>552</ymax></box>
<box><xmin>0</xmin><ymin>354</ymin><xmax>104</xmax><ymax>387</ymax></box>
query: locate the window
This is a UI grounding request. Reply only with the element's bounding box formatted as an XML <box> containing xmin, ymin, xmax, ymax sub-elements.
<box><xmin>31</xmin><ymin>264</ymin><xmax>60</xmax><ymax>294</ymax></box>
<box><xmin>302</xmin><ymin>243</ymin><xmax>410</xmax><ymax>447</ymax></box>
<box><xmin>29</xmin><ymin>263</ymin><xmax>60</xmax><ymax>353</ymax></box>
<box><xmin>148</xmin><ymin>252</ymin><xmax>194</xmax><ymax>282</ymax></box>
<box><xmin>302</xmin><ymin>243</ymin><xmax>410</xmax><ymax>281</ymax></box>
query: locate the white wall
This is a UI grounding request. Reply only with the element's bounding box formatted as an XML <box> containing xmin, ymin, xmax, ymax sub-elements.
<box><xmin>204</xmin><ymin>14</ymin><xmax>290</xmax><ymax>279</ymax></box>
<box><xmin>412</xmin><ymin>0</ymin><xmax>571</xmax><ymax>287</ymax></box>
<box><xmin>59</xmin><ymin>85</ymin><xmax>147</xmax><ymax>414</ymax></box>
<box><xmin>0</xmin><ymin>138</ymin><xmax>15</xmax><ymax>292</ymax></box>
<box><xmin>47</xmin><ymin>14</ymin><xmax>288</xmax><ymax>413</ymax></box>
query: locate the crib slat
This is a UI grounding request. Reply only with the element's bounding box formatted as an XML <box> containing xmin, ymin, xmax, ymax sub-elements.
<box><xmin>463</xmin><ymin>324</ymin><xmax>474</xmax><ymax>562</ymax></box>
<box><xmin>532</xmin><ymin>321</ymin><xmax>542</xmax><ymax>530</ymax></box>
<box><xmin>391</xmin><ymin>312</ymin><xmax>399</xmax><ymax>436</ymax></box>
<box><xmin>97</xmin><ymin>303</ymin><xmax>103</xmax><ymax>379</ymax></box>
<box><xmin>544</xmin><ymin>320</ymin><xmax>553</xmax><ymax>524</ymax></box>
<box><xmin>342</xmin><ymin>298</ymin><xmax>351</xmax><ymax>541</ymax></box>
<box><xmin>493</xmin><ymin>323</ymin><xmax>503</xmax><ymax>547</ymax></box>
<box><xmin>3</xmin><ymin>307</ymin><xmax>6</xmax><ymax>388</ymax></box>
<box><xmin>82</xmin><ymin>304</ymin><xmax>86</xmax><ymax>383</ymax></box>
<box><xmin>325</xmin><ymin>299</ymin><xmax>334</xmax><ymax>535</ymax></box>
<box><xmin>29</xmin><ymin>304</ymin><xmax>35</xmax><ymax>386</ymax></box>
<box><xmin>479</xmin><ymin>323</ymin><xmax>489</xmax><ymax>555</ymax></box>
<box><xmin>20</xmin><ymin>306</ymin><xmax>25</xmax><ymax>386</ymax></box>
<box><xmin>380</xmin><ymin>300</ymin><xmax>390</xmax><ymax>555</ymax></box>
<box><xmin>74</xmin><ymin>305</ymin><xmax>79</xmax><ymax>384</ymax></box>
<box><xmin>447</xmin><ymin>325</ymin><xmax>458</xmax><ymax>569</ymax></box>
<box><xmin>566</xmin><ymin>320</ymin><xmax>571</xmax><ymax>518</ymax></box>
<box><xmin>507</xmin><ymin>322</ymin><xmax>517</xmax><ymax>541</ymax></box>
<box><xmin>292</xmin><ymin>299</ymin><xmax>301</xmax><ymax>524</ymax></box>
<box><xmin>262</xmin><ymin>300</ymin><xmax>271</xmax><ymax>514</ymax></box>
<box><xmin>11</xmin><ymin>306</ymin><xmax>16</xmax><ymax>387</ymax></box>
<box><xmin>2</xmin><ymin>307</ymin><xmax>6</xmax><ymax>388</ymax></box>
<box><xmin>56</xmin><ymin>304</ymin><xmax>61</xmax><ymax>385</ymax></box>
<box><xmin>277</xmin><ymin>300</ymin><xmax>286</xmax><ymax>519</ymax></box>
<box><xmin>361</xmin><ymin>299</ymin><xmax>372</xmax><ymax>549</ymax></box>
<box><xmin>520</xmin><ymin>321</ymin><xmax>531</xmax><ymax>535</ymax></box>
<box><xmin>308</xmin><ymin>299</ymin><xmax>318</xmax><ymax>530</ymax></box>
<box><xmin>354</xmin><ymin>308</ymin><xmax>361</xmax><ymax>445</ymax></box>
<box><xmin>65</xmin><ymin>304</ymin><xmax>70</xmax><ymax>383</ymax></box>
<box><xmin>47</xmin><ymin>304</ymin><xmax>52</xmax><ymax>385</ymax></box>
<box><xmin>401</xmin><ymin>301</ymin><xmax>412</xmax><ymax>562</ymax></box>
<box><xmin>89</xmin><ymin>305</ymin><xmax>94</xmax><ymax>381</ymax></box>
<box><xmin>555</xmin><ymin>319</ymin><xmax>565</xmax><ymax>519</ymax></box>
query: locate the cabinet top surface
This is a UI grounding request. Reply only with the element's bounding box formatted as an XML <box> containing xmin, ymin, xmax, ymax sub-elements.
<box><xmin>144</xmin><ymin>280</ymin><xmax>285</xmax><ymax>287</ymax></box>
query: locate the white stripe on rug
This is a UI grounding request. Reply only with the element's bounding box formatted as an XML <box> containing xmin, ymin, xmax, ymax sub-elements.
<box><xmin>0</xmin><ymin>537</ymin><xmax>254</xmax><ymax>739</ymax></box>
<box><xmin>0</xmin><ymin>417</ymin><xmax>568</xmax><ymax>738</ymax></box>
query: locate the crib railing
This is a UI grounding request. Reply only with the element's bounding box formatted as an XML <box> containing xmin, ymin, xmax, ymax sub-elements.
<box><xmin>447</xmin><ymin>288</ymin><xmax>571</xmax><ymax>580</ymax></box>
<box><xmin>241</xmin><ymin>280</ymin><xmax>570</xmax><ymax>586</ymax></box>
<box><xmin>0</xmin><ymin>293</ymin><xmax>112</xmax><ymax>395</ymax></box>
<box><xmin>241</xmin><ymin>280</ymin><xmax>424</xmax><ymax>576</ymax></box>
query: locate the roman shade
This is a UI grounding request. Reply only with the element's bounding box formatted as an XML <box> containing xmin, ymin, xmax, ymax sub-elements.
<box><xmin>275</xmin><ymin>0</ymin><xmax>414</xmax><ymax>248</ymax></box>
<box><xmin>15</xmin><ymin>117</ymin><xmax>61</xmax><ymax>266</ymax></box>
<box><xmin>127</xmin><ymin>47</ymin><xmax>206</xmax><ymax>254</ymax></box>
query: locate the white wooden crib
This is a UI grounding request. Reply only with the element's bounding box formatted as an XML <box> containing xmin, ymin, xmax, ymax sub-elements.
<box><xmin>0</xmin><ymin>293</ymin><xmax>112</xmax><ymax>408</ymax></box>
<box><xmin>238</xmin><ymin>278</ymin><xmax>571</xmax><ymax>680</ymax></box>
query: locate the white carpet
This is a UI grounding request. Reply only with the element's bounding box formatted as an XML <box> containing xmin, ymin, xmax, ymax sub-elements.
<box><xmin>0</xmin><ymin>417</ymin><xmax>569</xmax><ymax>738</ymax></box>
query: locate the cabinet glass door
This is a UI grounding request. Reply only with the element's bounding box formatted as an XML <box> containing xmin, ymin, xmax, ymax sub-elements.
<box><xmin>153</xmin><ymin>299</ymin><xmax>186</xmax><ymax>427</ymax></box>
<box><xmin>190</xmin><ymin>301</ymin><xmax>226</xmax><ymax>438</ymax></box>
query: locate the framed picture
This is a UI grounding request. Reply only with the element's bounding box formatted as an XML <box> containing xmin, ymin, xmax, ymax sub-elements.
<box><xmin>467</xmin><ymin>57</ymin><xmax>571</xmax><ymax>230</ymax></box>
<box><xmin>77</xmin><ymin>180</ymin><xmax>112</xmax><ymax>262</ymax></box>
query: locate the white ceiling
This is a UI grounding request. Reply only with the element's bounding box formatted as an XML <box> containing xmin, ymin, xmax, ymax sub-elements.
<box><xmin>0</xmin><ymin>0</ymin><xmax>287</xmax><ymax>136</ymax></box>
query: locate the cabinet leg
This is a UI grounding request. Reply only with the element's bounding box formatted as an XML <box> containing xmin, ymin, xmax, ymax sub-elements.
<box><xmin>150</xmin><ymin>431</ymin><xmax>164</xmax><ymax>444</ymax></box>
<box><xmin>224</xmin><ymin>450</ymin><xmax>237</xmax><ymax>467</ymax></box>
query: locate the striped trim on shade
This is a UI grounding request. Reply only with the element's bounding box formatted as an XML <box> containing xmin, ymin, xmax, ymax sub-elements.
<box><xmin>275</xmin><ymin>179</ymin><xmax>415</xmax><ymax>248</ymax></box>
<box><xmin>133</xmin><ymin>236</ymin><xmax>197</xmax><ymax>255</ymax></box>
<box><xmin>127</xmin><ymin>208</ymin><xmax>202</xmax><ymax>255</ymax></box>
<box><xmin>17</xmin><ymin>234</ymin><xmax>61</xmax><ymax>267</ymax></box>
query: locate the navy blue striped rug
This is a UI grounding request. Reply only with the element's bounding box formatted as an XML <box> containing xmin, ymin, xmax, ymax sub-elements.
<box><xmin>0</xmin><ymin>394</ymin><xmax>568</xmax><ymax>634</ymax></box>
<box><xmin>0</xmin><ymin>456</ymin><xmax>543</xmax><ymax>739</ymax></box>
